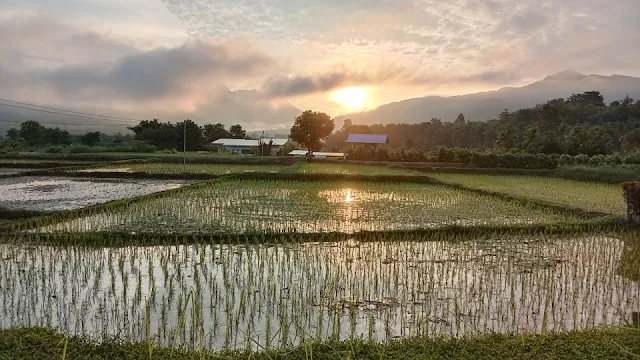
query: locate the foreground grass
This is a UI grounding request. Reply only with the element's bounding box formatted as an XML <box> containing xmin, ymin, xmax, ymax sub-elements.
<box><xmin>428</xmin><ymin>173</ymin><xmax>625</xmax><ymax>216</ymax></box>
<box><xmin>1</xmin><ymin>327</ymin><xmax>638</xmax><ymax>359</ymax></box>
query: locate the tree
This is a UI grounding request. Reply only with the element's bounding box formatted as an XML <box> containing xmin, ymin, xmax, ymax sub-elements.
<box><xmin>46</xmin><ymin>128</ymin><xmax>72</xmax><ymax>146</ymax></box>
<box><xmin>535</xmin><ymin>99</ymin><xmax>564</xmax><ymax>133</ymax></box>
<box><xmin>289</xmin><ymin>110</ymin><xmax>334</xmax><ymax>154</ymax></box>
<box><xmin>5</xmin><ymin>128</ymin><xmax>19</xmax><ymax>142</ymax></box>
<box><xmin>567</xmin><ymin>91</ymin><xmax>605</xmax><ymax>107</ymax></box>
<box><xmin>341</xmin><ymin>119</ymin><xmax>353</xmax><ymax>132</ymax></box>
<box><xmin>493</xmin><ymin>123</ymin><xmax>518</xmax><ymax>152</ymax></box>
<box><xmin>229</xmin><ymin>125</ymin><xmax>246</xmax><ymax>139</ymax></box>
<box><xmin>621</xmin><ymin>128</ymin><xmax>640</xmax><ymax>153</ymax></box>
<box><xmin>203</xmin><ymin>123</ymin><xmax>230</xmax><ymax>142</ymax></box>
<box><xmin>80</xmin><ymin>131</ymin><xmax>102</xmax><ymax>147</ymax></box>
<box><xmin>565</xmin><ymin>126</ymin><xmax>613</xmax><ymax>156</ymax></box>
<box><xmin>19</xmin><ymin>121</ymin><xmax>46</xmax><ymax>146</ymax></box>
<box><xmin>177</xmin><ymin>119</ymin><xmax>206</xmax><ymax>152</ymax></box>
<box><xmin>454</xmin><ymin>113</ymin><xmax>466</xmax><ymax>125</ymax></box>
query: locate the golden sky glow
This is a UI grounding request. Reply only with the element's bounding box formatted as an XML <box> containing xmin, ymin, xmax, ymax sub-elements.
<box><xmin>330</xmin><ymin>87</ymin><xmax>368</xmax><ymax>111</ymax></box>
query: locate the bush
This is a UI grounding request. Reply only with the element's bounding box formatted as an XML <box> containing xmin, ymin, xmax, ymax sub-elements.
<box><xmin>558</xmin><ymin>154</ymin><xmax>574</xmax><ymax>166</ymax></box>
<box><xmin>588</xmin><ymin>154</ymin><xmax>606</xmax><ymax>166</ymax></box>
<box><xmin>45</xmin><ymin>146</ymin><xmax>64</xmax><ymax>154</ymax></box>
<box><xmin>469</xmin><ymin>153</ymin><xmax>558</xmax><ymax>170</ymax></box>
<box><xmin>623</xmin><ymin>152</ymin><xmax>640</xmax><ymax>165</ymax></box>
<box><xmin>573</xmin><ymin>154</ymin><xmax>589</xmax><ymax>165</ymax></box>
<box><xmin>132</xmin><ymin>143</ymin><xmax>157</xmax><ymax>153</ymax></box>
<box><xmin>67</xmin><ymin>145</ymin><xmax>93</xmax><ymax>154</ymax></box>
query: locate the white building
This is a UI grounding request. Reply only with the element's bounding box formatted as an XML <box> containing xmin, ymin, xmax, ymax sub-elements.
<box><xmin>212</xmin><ymin>138</ymin><xmax>289</xmax><ymax>155</ymax></box>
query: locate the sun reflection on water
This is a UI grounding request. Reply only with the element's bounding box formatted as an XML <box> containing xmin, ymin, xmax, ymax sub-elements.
<box><xmin>344</xmin><ymin>189</ymin><xmax>353</xmax><ymax>203</ymax></box>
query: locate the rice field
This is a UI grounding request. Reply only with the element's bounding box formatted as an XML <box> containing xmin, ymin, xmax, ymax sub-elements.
<box><xmin>283</xmin><ymin>163</ymin><xmax>418</xmax><ymax>176</ymax></box>
<box><xmin>1</xmin><ymin>163</ymin><xmax>637</xmax><ymax>357</ymax></box>
<box><xmin>1</xmin><ymin>233</ymin><xmax>638</xmax><ymax>352</ymax></box>
<box><xmin>40</xmin><ymin>180</ymin><xmax>577</xmax><ymax>234</ymax></box>
<box><xmin>0</xmin><ymin>176</ymin><xmax>191</xmax><ymax>211</ymax></box>
<box><xmin>78</xmin><ymin>163</ymin><xmax>289</xmax><ymax>174</ymax></box>
<box><xmin>428</xmin><ymin>173</ymin><xmax>625</xmax><ymax>216</ymax></box>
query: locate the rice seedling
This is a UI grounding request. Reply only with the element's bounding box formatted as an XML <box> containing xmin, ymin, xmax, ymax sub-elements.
<box><xmin>428</xmin><ymin>173</ymin><xmax>625</xmax><ymax>215</ymax></box>
<box><xmin>283</xmin><ymin>163</ymin><xmax>419</xmax><ymax>176</ymax></box>
<box><xmin>0</xmin><ymin>232</ymin><xmax>637</xmax><ymax>352</ymax></box>
<box><xmin>81</xmin><ymin>163</ymin><xmax>289</xmax><ymax>175</ymax></box>
<box><xmin>38</xmin><ymin>179</ymin><xmax>578</xmax><ymax>234</ymax></box>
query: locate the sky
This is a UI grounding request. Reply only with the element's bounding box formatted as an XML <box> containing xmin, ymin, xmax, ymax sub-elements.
<box><xmin>1</xmin><ymin>0</ymin><xmax>640</xmax><ymax>129</ymax></box>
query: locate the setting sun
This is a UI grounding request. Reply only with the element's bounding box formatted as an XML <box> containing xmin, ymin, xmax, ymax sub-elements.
<box><xmin>330</xmin><ymin>87</ymin><xmax>367</xmax><ymax>110</ymax></box>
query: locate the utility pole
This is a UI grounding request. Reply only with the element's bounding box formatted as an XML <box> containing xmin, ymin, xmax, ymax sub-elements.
<box><xmin>261</xmin><ymin>130</ymin><xmax>264</xmax><ymax>156</ymax></box>
<box><xmin>183</xmin><ymin>119</ymin><xmax>187</xmax><ymax>165</ymax></box>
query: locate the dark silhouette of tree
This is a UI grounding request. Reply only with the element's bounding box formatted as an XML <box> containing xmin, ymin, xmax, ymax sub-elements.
<box><xmin>621</xmin><ymin>128</ymin><xmax>640</xmax><ymax>153</ymax></box>
<box><xmin>565</xmin><ymin>126</ymin><xmax>614</xmax><ymax>156</ymax></box>
<box><xmin>80</xmin><ymin>132</ymin><xmax>102</xmax><ymax>147</ymax></box>
<box><xmin>454</xmin><ymin>113</ymin><xmax>466</xmax><ymax>125</ymax></box>
<box><xmin>203</xmin><ymin>123</ymin><xmax>230</xmax><ymax>142</ymax></box>
<box><xmin>290</xmin><ymin>110</ymin><xmax>334</xmax><ymax>154</ymax></box>
<box><xmin>5</xmin><ymin>128</ymin><xmax>19</xmax><ymax>142</ymax></box>
<box><xmin>229</xmin><ymin>125</ymin><xmax>247</xmax><ymax>139</ymax></box>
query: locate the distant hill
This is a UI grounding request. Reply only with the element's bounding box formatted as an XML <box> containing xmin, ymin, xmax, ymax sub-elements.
<box><xmin>336</xmin><ymin>71</ymin><xmax>640</xmax><ymax>125</ymax></box>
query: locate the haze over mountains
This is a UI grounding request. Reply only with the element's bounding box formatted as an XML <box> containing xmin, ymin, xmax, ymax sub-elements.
<box><xmin>2</xmin><ymin>71</ymin><xmax>640</xmax><ymax>135</ymax></box>
<box><xmin>335</xmin><ymin>71</ymin><xmax>640</xmax><ymax>126</ymax></box>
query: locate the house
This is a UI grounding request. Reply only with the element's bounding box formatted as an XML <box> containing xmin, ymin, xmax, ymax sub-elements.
<box><xmin>212</xmin><ymin>138</ymin><xmax>288</xmax><ymax>155</ymax></box>
<box><xmin>288</xmin><ymin>150</ymin><xmax>345</xmax><ymax>159</ymax></box>
<box><xmin>346</xmin><ymin>134</ymin><xmax>388</xmax><ymax>145</ymax></box>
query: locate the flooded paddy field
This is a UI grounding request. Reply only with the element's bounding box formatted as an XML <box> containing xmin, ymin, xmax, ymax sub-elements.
<box><xmin>0</xmin><ymin>176</ymin><xmax>191</xmax><ymax>212</ymax></box>
<box><xmin>40</xmin><ymin>180</ymin><xmax>578</xmax><ymax>234</ymax></box>
<box><xmin>79</xmin><ymin>163</ymin><xmax>290</xmax><ymax>174</ymax></box>
<box><xmin>1</xmin><ymin>234</ymin><xmax>638</xmax><ymax>351</ymax></box>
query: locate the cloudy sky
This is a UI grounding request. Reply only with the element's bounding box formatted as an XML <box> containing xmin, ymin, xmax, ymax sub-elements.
<box><xmin>1</xmin><ymin>0</ymin><xmax>639</xmax><ymax>129</ymax></box>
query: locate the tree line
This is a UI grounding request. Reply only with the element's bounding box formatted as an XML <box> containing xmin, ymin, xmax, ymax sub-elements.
<box><xmin>325</xmin><ymin>91</ymin><xmax>640</xmax><ymax>156</ymax></box>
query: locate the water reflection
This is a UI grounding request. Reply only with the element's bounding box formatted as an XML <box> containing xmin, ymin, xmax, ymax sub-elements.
<box><xmin>1</xmin><ymin>235</ymin><xmax>638</xmax><ymax>351</ymax></box>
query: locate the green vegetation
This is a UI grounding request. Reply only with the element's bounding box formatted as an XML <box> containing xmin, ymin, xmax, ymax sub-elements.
<box><xmin>34</xmin><ymin>179</ymin><xmax>580</xmax><ymax>234</ymax></box>
<box><xmin>1</xmin><ymin>327</ymin><xmax>639</xmax><ymax>359</ymax></box>
<box><xmin>1</xmin><ymin>232</ymin><xmax>638</xmax><ymax>353</ymax></box>
<box><xmin>428</xmin><ymin>173</ymin><xmax>625</xmax><ymax>215</ymax></box>
<box><xmin>284</xmin><ymin>162</ymin><xmax>418</xmax><ymax>176</ymax></box>
<box><xmin>555</xmin><ymin>165</ymin><xmax>640</xmax><ymax>183</ymax></box>
<box><xmin>0</xmin><ymin>160</ymin><xmax>637</xmax><ymax>358</ymax></box>
<box><xmin>82</xmin><ymin>163</ymin><xmax>290</xmax><ymax>174</ymax></box>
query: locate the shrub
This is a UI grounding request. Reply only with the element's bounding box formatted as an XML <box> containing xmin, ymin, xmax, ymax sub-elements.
<box><xmin>573</xmin><ymin>154</ymin><xmax>590</xmax><ymax>165</ymax></box>
<box><xmin>558</xmin><ymin>154</ymin><xmax>574</xmax><ymax>166</ymax></box>
<box><xmin>45</xmin><ymin>146</ymin><xmax>64</xmax><ymax>154</ymax></box>
<box><xmin>68</xmin><ymin>145</ymin><xmax>93</xmax><ymax>154</ymax></box>
<box><xmin>469</xmin><ymin>153</ymin><xmax>558</xmax><ymax>170</ymax></box>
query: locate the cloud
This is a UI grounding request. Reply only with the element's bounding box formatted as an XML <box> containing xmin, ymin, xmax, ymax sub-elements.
<box><xmin>261</xmin><ymin>66</ymin><xmax>525</xmax><ymax>98</ymax></box>
<box><xmin>41</xmin><ymin>40</ymin><xmax>273</xmax><ymax>101</ymax></box>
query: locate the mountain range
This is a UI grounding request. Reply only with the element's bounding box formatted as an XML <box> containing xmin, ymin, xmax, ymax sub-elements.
<box><xmin>335</xmin><ymin>70</ymin><xmax>640</xmax><ymax>126</ymax></box>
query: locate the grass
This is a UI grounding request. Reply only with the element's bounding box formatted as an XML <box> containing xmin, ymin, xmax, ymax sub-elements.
<box><xmin>555</xmin><ymin>165</ymin><xmax>640</xmax><ymax>184</ymax></box>
<box><xmin>284</xmin><ymin>162</ymin><xmax>419</xmax><ymax>176</ymax></box>
<box><xmin>80</xmin><ymin>163</ymin><xmax>289</xmax><ymax>174</ymax></box>
<box><xmin>1</xmin><ymin>326</ymin><xmax>638</xmax><ymax>359</ymax></box>
<box><xmin>428</xmin><ymin>173</ymin><xmax>625</xmax><ymax>216</ymax></box>
<box><xmin>36</xmin><ymin>179</ymin><xmax>580</xmax><ymax>234</ymax></box>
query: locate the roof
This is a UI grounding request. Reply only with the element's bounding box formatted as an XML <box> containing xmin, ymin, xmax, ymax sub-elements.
<box><xmin>288</xmin><ymin>150</ymin><xmax>345</xmax><ymax>157</ymax></box>
<box><xmin>346</xmin><ymin>134</ymin><xmax>388</xmax><ymax>144</ymax></box>
<box><xmin>212</xmin><ymin>138</ymin><xmax>289</xmax><ymax>147</ymax></box>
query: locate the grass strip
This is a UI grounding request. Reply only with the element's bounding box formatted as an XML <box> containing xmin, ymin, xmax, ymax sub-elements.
<box><xmin>0</xmin><ymin>326</ymin><xmax>638</xmax><ymax>360</ymax></box>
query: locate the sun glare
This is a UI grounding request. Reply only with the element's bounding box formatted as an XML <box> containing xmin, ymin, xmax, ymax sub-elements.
<box><xmin>331</xmin><ymin>87</ymin><xmax>367</xmax><ymax>110</ymax></box>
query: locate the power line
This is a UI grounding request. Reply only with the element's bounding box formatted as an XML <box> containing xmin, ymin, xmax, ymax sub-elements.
<box><xmin>0</xmin><ymin>99</ymin><xmax>141</xmax><ymax>124</ymax></box>
<box><xmin>0</xmin><ymin>118</ymin><xmax>133</xmax><ymax>127</ymax></box>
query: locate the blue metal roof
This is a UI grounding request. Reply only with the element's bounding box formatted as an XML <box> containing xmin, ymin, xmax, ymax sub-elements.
<box><xmin>346</xmin><ymin>134</ymin><xmax>388</xmax><ymax>144</ymax></box>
